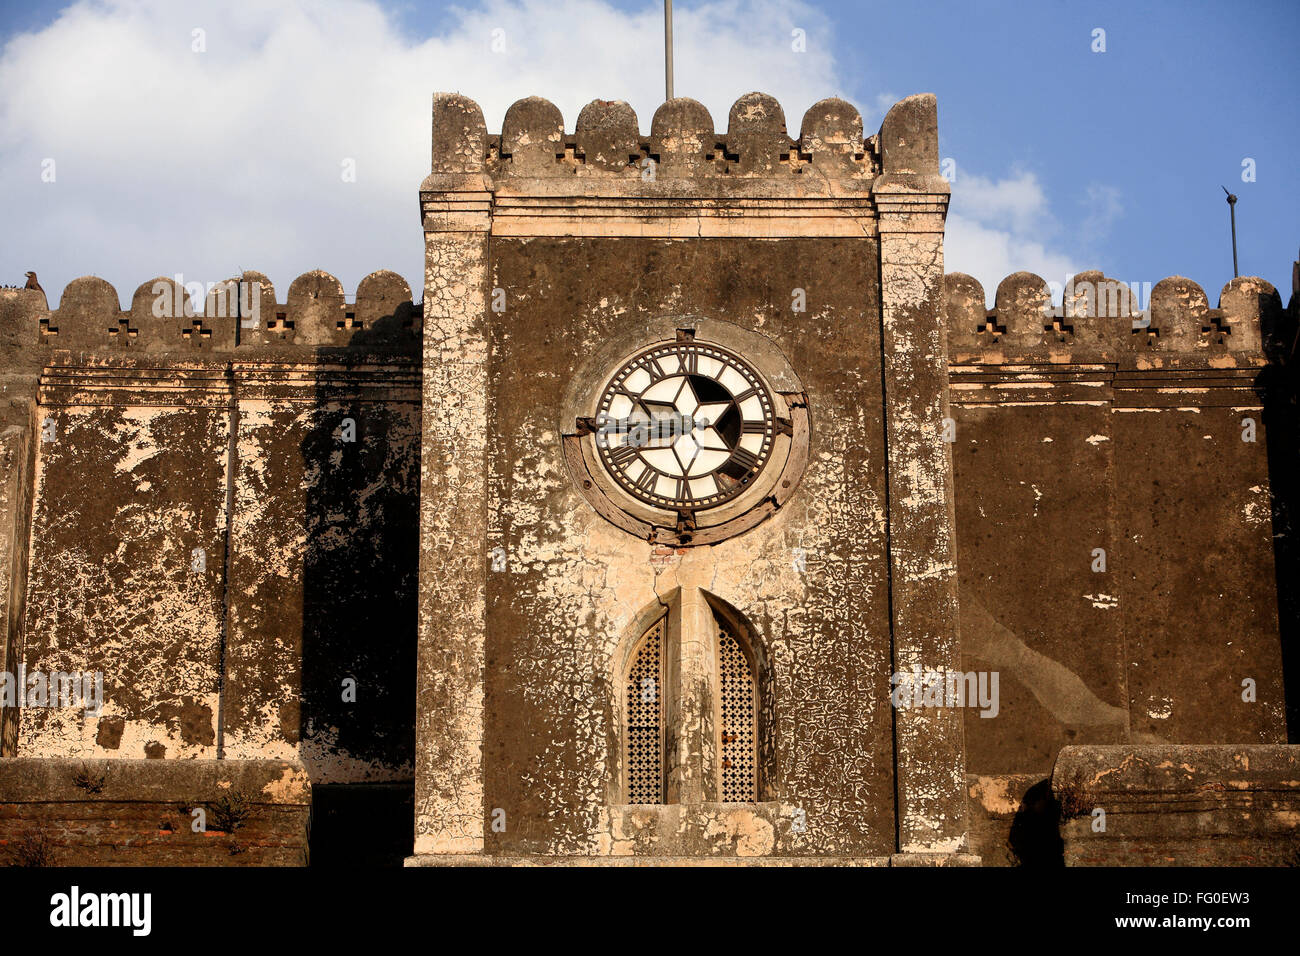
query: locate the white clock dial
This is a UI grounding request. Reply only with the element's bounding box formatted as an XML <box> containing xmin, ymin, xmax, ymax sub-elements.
<box><xmin>594</xmin><ymin>342</ymin><xmax>775</xmax><ymax>511</ymax></box>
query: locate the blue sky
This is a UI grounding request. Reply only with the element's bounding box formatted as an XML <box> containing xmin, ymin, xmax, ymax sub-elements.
<box><xmin>0</xmin><ymin>0</ymin><xmax>1296</xmax><ymax>307</ymax></box>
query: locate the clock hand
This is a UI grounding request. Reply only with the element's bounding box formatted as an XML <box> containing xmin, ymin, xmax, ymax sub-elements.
<box><xmin>599</xmin><ymin>412</ymin><xmax>700</xmax><ymax>447</ymax></box>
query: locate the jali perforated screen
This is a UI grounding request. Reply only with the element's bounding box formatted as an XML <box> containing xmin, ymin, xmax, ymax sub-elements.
<box><xmin>717</xmin><ymin>621</ymin><xmax>757</xmax><ymax>801</ymax></box>
<box><xmin>624</xmin><ymin>618</ymin><xmax>664</xmax><ymax>803</ymax></box>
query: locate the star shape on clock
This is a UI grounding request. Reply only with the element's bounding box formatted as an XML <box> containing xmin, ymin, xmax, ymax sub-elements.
<box><xmin>638</xmin><ymin>376</ymin><xmax>734</xmax><ymax>477</ymax></box>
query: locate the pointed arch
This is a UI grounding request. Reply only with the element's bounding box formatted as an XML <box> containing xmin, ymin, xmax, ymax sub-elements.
<box><xmin>614</xmin><ymin>594</ymin><xmax>676</xmax><ymax>805</ymax></box>
<box><xmin>612</xmin><ymin>589</ymin><xmax>775</xmax><ymax>806</ymax></box>
<box><xmin>623</xmin><ymin>616</ymin><xmax>665</xmax><ymax>804</ymax></box>
<box><xmin>702</xmin><ymin>592</ymin><xmax>774</xmax><ymax>802</ymax></box>
<box><xmin>714</xmin><ymin>614</ymin><xmax>757</xmax><ymax>801</ymax></box>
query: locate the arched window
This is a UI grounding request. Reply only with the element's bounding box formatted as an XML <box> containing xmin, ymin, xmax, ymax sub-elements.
<box><xmin>715</xmin><ymin>615</ymin><xmax>758</xmax><ymax>802</ymax></box>
<box><xmin>618</xmin><ymin>591</ymin><xmax>766</xmax><ymax>805</ymax></box>
<box><xmin>623</xmin><ymin>616</ymin><xmax>665</xmax><ymax>804</ymax></box>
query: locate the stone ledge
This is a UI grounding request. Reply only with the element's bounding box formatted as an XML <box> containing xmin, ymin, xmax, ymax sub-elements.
<box><xmin>0</xmin><ymin>758</ymin><xmax>310</xmax><ymax>866</ymax></box>
<box><xmin>403</xmin><ymin>852</ymin><xmax>981</xmax><ymax>867</ymax></box>
<box><xmin>405</xmin><ymin>854</ymin><xmax>893</xmax><ymax>867</ymax></box>
<box><xmin>599</xmin><ymin>801</ymin><xmax>794</xmax><ymax>857</ymax></box>
<box><xmin>888</xmin><ymin>852</ymin><xmax>983</xmax><ymax>867</ymax></box>
<box><xmin>1053</xmin><ymin>745</ymin><xmax>1300</xmax><ymax>867</ymax></box>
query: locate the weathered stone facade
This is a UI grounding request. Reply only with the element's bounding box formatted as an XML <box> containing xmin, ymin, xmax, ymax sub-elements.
<box><xmin>0</xmin><ymin>90</ymin><xmax>1295</xmax><ymax>866</ymax></box>
<box><xmin>948</xmin><ymin>270</ymin><xmax>1293</xmax><ymax>862</ymax></box>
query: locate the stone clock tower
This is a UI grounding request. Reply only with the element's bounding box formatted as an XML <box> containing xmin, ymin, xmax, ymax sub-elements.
<box><xmin>411</xmin><ymin>90</ymin><xmax>970</xmax><ymax>864</ymax></box>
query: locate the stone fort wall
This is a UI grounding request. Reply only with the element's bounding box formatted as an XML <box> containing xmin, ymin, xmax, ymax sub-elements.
<box><xmin>0</xmin><ymin>271</ymin><xmax>421</xmax><ymax>786</ymax></box>
<box><xmin>0</xmin><ymin>89</ymin><xmax>1294</xmax><ymax>865</ymax></box>
<box><xmin>944</xmin><ymin>268</ymin><xmax>1295</xmax><ymax>862</ymax></box>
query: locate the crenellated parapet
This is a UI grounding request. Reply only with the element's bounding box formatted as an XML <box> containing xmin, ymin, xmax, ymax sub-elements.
<box><xmin>442</xmin><ymin>92</ymin><xmax>888</xmax><ymax>180</ymax></box>
<box><xmin>945</xmin><ymin>270</ymin><xmax>1283</xmax><ymax>366</ymax></box>
<box><xmin>420</xmin><ymin>91</ymin><xmax>947</xmax><ymax>240</ymax></box>
<box><xmin>0</xmin><ymin>269</ymin><xmax>420</xmax><ymax>359</ymax></box>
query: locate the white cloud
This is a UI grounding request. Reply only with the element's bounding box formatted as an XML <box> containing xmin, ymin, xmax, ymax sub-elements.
<box><xmin>865</xmin><ymin>91</ymin><xmax>900</xmax><ymax>126</ymax></box>
<box><xmin>0</xmin><ymin>0</ymin><xmax>1086</xmax><ymax>312</ymax></box>
<box><xmin>950</xmin><ymin>170</ymin><xmax>1052</xmax><ymax>235</ymax></box>
<box><xmin>944</xmin><ymin>170</ymin><xmax>1082</xmax><ymax>304</ymax></box>
<box><xmin>0</xmin><ymin>0</ymin><xmax>841</xmax><ymax>303</ymax></box>
<box><xmin>945</xmin><ymin>214</ymin><xmax>1080</xmax><ymax>304</ymax></box>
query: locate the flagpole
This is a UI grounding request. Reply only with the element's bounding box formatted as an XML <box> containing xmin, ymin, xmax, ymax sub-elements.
<box><xmin>664</xmin><ymin>0</ymin><xmax>674</xmax><ymax>101</ymax></box>
<box><xmin>1222</xmin><ymin>186</ymin><xmax>1239</xmax><ymax>278</ymax></box>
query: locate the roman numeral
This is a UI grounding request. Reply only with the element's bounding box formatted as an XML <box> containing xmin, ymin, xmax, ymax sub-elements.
<box><xmin>681</xmin><ymin>349</ymin><xmax>698</xmax><ymax>373</ymax></box>
<box><xmin>729</xmin><ymin>447</ymin><xmax>761</xmax><ymax>473</ymax></box>
<box><xmin>608</xmin><ymin>443</ymin><xmax>639</xmax><ymax>468</ymax></box>
<box><xmin>634</xmin><ymin>468</ymin><xmax>658</xmax><ymax>493</ymax></box>
<box><xmin>741</xmin><ymin>420</ymin><xmax>769</xmax><ymax>434</ymax></box>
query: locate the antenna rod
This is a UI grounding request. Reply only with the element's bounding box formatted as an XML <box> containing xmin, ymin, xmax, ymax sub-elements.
<box><xmin>1222</xmin><ymin>185</ymin><xmax>1239</xmax><ymax>278</ymax></box>
<box><xmin>664</xmin><ymin>0</ymin><xmax>674</xmax><ymax>101</ymax></box>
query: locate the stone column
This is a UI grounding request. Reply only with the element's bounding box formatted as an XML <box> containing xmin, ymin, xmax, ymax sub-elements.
<box><xmin>412</xmin><ymin>94</ymin><xmax>494</xmax><ymax>857</ymax></box>
<box><xmin>0</xmin><ymin>288</ymin><xmax>40</xmax><ymax>756</ymax></box>
<box><xmin>873</xmin><ymin>95</ymin><xmax>971</xmax><ymax>856</ymax></box>
<box><xmin>665</xmin><ymin>587</ymin><xmax>719</xmax><ymax>804</ymax></box>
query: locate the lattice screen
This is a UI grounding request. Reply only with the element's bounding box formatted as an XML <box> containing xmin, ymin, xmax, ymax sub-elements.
<box><xmin>624</xmin><ymin>617</ymin><xmax>664</xmax><ymax>804</ymax></box>
<box><xmin>717</xmin><ymin>620</ymin><xmax>758</xmax><ymax>802</ymax></box>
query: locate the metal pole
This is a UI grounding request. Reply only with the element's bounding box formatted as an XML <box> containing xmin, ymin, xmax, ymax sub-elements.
<box><xmin>664</xmin><ymin>0</ymin><xmax>674</xmax><ymax>101</ymax></box>
<box><xmin>1222</xmin><ymin>186</ymin><xmax>1239</xmax><ymax>278</ymax></box>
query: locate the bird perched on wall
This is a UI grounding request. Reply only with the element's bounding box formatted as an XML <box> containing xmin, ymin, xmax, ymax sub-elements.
<box><xmin>24</xmin><ymin>271</ymin><xmax>44</xmax><ymax>293</ymax></box>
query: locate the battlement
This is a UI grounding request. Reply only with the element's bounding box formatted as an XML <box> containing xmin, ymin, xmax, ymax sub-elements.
<box><xmin>424</xmin><ymin>91</ymin><xmax>941</xmax><ymax>183</ymax></box>
<box><xmin>945</xmin><ymin>271</ymin><xmax>1290</xmax><ymax>364</ymax></box>
<box><xmin>0</xmin><ymin>269</ymin><xmax>419</xmax><ymax>358</ymax></box>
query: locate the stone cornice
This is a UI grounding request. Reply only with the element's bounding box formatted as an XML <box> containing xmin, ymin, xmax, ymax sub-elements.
<box><xmin>421</xmin><ymin>177</ymin><xmax>883</xmax><ymax>238</ymax></box>
<box><xmin>948</xmin><ymin>362</ymin><xmax>1265</xmax><ymax>408</ymax></box>
<box><xmin>37</xmin><ymin>357</ymin><xmax>420</xmax><ymax>407</ymax></box>
<box><xmin>491</xmin><ymin>192</ymin><xmax>878</xmax><ymax>239</ymax></box>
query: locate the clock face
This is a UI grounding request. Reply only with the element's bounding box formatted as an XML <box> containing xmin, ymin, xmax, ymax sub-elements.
<box><xmin>594</xmin><ymin>342</ymin><xmax>775</xmax><ymax>511</ymax></box>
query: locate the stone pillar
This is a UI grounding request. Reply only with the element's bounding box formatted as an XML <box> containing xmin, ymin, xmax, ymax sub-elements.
<box><xmin>0</xmin><ymin>288</ymin><xmax>43</xmax><ymax>756</ymax></box>
<box><xmin>665</xmin><ymin>587</ymin><xmax>719</xmax><ymax>804</ymax></box>
<box><xmin>873</xmin><ymin>95</ymin><xmax>970</xmax><ymax>856</ymax></box>
<box><xmin>412</xmin><ymin>94</ymin><xmax>493</xmax><ymax>857</ymax></box>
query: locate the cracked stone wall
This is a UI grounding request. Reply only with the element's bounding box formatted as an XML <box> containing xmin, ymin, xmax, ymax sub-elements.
<box><xmin>1114</xmin><ymin>402</ymin><xmax>1283</xmax><ymax>743</ymax></box>
<box><xmin>413</xmin><ymin>222</ymin><xmax>491</xmax><ymax>855</ymax></box>
<box><xmin>0</xmin><ymin>406</ymin><xmax>35</xmax><ymax>757</ymax></box>
<box><xmin>947</xmin><ymin>271</ymin><xmax>1289</xmax><ymax>864</ymax></box>
<box><xmin>8</xmin><ymin>271</ymin><xmax>422</xmax><ymax>788</ymax></box>
<box><xmin>222</xmin><ymin>376</ymin><xmax>420</xmax><ymax>782</ymax></box>
<box><xmin>878</xmin><ymin>226</ymin><xmax>966</xmax><ymax>853</ymax></box>
<box><xmin>21</xmin><ymin>395</ymin><xmax>228</xmax><ymax>760</ymax></box>
<box><xmin>483</xmin><ymin>237</ymin><xmax>894</xmax><ymax>857</ymax></box>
